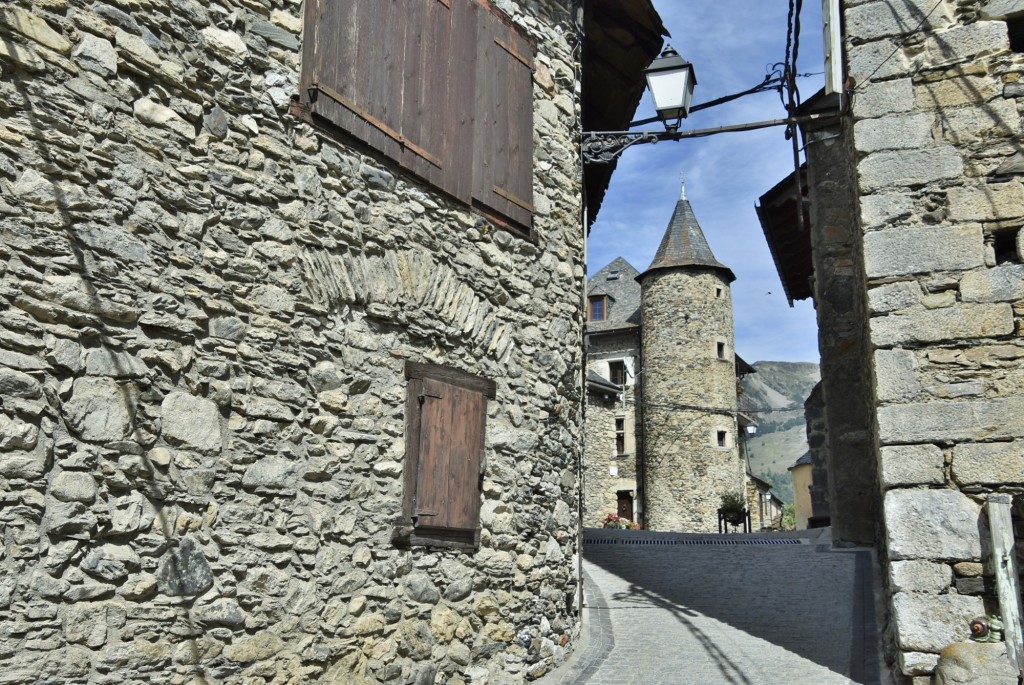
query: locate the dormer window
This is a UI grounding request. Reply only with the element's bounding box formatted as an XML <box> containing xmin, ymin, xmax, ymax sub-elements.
<box><xmin>589</xmin><ymin>295</ymin><xmax>608</xmax><ymax>321</ymax></box>
<box><xmin>607</xmin><ymin>270</ymin><xmax>621</xmax><ymax>281</ymax></box>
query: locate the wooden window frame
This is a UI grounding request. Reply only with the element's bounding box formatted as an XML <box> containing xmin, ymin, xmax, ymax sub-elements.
<box><xmin>589</xmin><ymin>295</ymin><xmax>608</xmax><ymax>322</ymax></box>
<box><xmin>608</xmin><ymin>360</ymin><xmax>625</xmax><ymax>386</ymax></box>
<box><xmin>393</xmin><ymin>361</ymin><xmax>496</xmax><ymax>551</ymax></box>
<box><xmin>616</xmin><ymin>490</ymin><xmax>633</xmax><ymax>520</ymax></box>
<box><xmin>295</xmin><ymin>0</ymin><xmax>537</xmax><ymax>240</ymax></box>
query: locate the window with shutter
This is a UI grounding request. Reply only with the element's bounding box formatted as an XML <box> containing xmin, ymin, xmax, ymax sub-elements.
<box><xmin>471</xmin><ymin>9</ymin><xmax>535</xmax><ymax>229</ymax></box>
<box><xmin>298</xmin><ymin>0</ymin><xmax>535</xmax><ymax>237</ymax></box>
<box><xmin>395</xmin><ymin>362</ymin><xmax>496</xmax><ymax>550</ymax></box>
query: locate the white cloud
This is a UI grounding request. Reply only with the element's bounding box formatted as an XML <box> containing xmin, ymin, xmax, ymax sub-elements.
<box><xmin>588</xmin><ymin>0</ymin><xmax>825</xmax><ymax>364</ymax></box>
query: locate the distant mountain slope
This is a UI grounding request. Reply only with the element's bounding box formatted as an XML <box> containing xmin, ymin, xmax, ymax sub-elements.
<box><xmin>740</xmin><ymin>361</ymin><xmax>820</xmax><ymax>504</ymax></box>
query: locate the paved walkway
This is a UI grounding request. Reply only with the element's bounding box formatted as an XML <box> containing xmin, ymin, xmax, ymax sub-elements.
<box><xmin>539</xmin><ymin>528</ymin><xmax>886</xmax><ymax>685</ymax></box>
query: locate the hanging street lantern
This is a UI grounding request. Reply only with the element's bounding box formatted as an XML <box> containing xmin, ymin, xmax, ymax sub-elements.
<box><xmin>644</xmin><ymin>45</ymin><xmax>697</xmax><ymax>132</ymax></box>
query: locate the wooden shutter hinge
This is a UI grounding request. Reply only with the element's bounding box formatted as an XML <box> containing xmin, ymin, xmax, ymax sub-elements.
<box><xmin>308</xmin><ymin>82</ymin><xmax>443</xmax><ymax>169</ymax></box>
<box><xmin>495</xmin><ymin>37</ymin><xmax>532</xmax><ymax>68</ymax></box>
<box><xmin>493</xmin><ymin>185</ymin><xmax>535</xmax><ymax>213</ymax></box>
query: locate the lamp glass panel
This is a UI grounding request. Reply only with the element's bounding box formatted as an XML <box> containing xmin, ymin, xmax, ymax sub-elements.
<box><xmin>647</xmin><ymin>69</ymin><xmax>690</xmax><ymax>111</ymax></box>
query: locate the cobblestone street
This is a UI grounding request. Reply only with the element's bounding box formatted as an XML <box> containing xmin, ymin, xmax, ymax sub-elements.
<box><xmin>540</xmin><ymin>528</ymin><xmax>886</xmax><ymax>685</ymax></box>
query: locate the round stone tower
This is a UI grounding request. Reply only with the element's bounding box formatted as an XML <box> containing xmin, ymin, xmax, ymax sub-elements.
<box><xmin>638</xmin><ymin>181</ymin><xmax>744</xmax><ymax>532</ymax></box>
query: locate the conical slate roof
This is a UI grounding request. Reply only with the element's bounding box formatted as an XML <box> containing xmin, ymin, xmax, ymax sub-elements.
<box><xmin>639</xmin><ymin>186</ymin><xmax>735</xmax><ymax>283</ymax></box>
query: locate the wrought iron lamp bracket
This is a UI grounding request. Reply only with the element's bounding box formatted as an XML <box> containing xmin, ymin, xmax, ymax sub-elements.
<box><xmin>581</xmin><ymin>130</ymin><xmax>675</xmax><ymax>164</ymax></box>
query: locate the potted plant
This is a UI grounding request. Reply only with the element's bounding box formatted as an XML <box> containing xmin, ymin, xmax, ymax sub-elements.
<box><xmin>601</xmin><ymin>513</ymin><xmax>641</xmax><ymax>530</ymax></box>
<box><xmin>719</xmin><ymin>491</ymin><xmax>747</xmax><ymax>525</ymax></box>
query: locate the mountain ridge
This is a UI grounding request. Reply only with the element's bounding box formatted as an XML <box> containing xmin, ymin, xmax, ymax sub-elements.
<box><xmin>740</xmin><ymin>360</ymin><xmax>820</xmax><ymax>504</ymax></box>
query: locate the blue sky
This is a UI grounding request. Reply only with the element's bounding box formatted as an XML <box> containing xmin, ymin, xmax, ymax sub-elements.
<box><xmin>588</xmin><ymin>0</ymin><xmax>825</xmax><ymax>364</ymax></box>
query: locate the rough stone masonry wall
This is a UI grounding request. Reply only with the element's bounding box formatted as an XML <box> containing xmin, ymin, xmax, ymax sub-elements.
<box><xmin>581</xmin><ymin>392</ymin><xmax>619</xmax><ymax>526</ymax></box>
<box><xmin>0</xmin><ymin>0</ymin><xmax>586</xmax><ymax>683</ymax></box>
<box><xmin>583</xmin><ymin>331</ymin><xmax>640</xmax><ymax>526</ymax></box>
<box><xmin>640</xmin><ymin>269</ymin><xmax>743</xmax><ymax>532</ymax></box>
<box><xmin>802</xmin><ymin>382</ymin><xmax>831</xmax><ymax>525</ymax></box>
<box><xmin>845</xmin><ymin>0</ymin><xmax>1024</xmax><ymax>681</ymax></box>
<box><xmin>803</xmin><ymin>112</ymin><xmax>878</xmax><ymax>546</ymax></box>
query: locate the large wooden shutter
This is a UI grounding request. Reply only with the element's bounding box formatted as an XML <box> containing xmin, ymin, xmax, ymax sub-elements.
<box><xmin>301</xmin><ymin>0</ymin><xmax>473</xmax><ymax>201</ymax></box>
<box><xmin>398</xmin><ymin>363</ymin><xmax>495</xmax><ymax>549</ymax></box>
<box><xmin>472</xmin><ymin>11</ymin><xmax>536</xmax><ymax>229</ymax></box>
<box><xmin>414</xmin><ymin>379</ymin><xmax>486</xmax><ymax>532</ymax></box>
<box><xmin>299</xmin><ymin>0</ymin><xmax>534</xmax><ymax>231</ymax></box>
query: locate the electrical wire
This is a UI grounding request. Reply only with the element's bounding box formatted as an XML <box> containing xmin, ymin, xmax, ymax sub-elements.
<box><xmin>619</xmin><ymin>396</ymin><xmax>802</xmax><ymax>417</ymax></box>
<box><xmin>792</xmin><ymin>0</ymin><xmax>804</xmax><ymax>108</ymax></box>
<box><xmin>781</xmin><ymin>0</ymin><xmax>805</xmax><ymax>233</ymax></box>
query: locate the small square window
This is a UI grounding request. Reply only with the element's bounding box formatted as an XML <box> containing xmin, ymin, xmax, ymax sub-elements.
<box><xmin>990</xmin><ymin>227</ymin><xmax>1020</xmax><ymax>265</ymax></box>
<box><xmin>715</xmin><ymin>286</ymin><xmax>723</xmax><ymax>299</ymax></box>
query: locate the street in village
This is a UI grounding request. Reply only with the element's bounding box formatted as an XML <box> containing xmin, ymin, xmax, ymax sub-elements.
<box><xmin>539</xmin><ymin>528</ymin><xmax>887</xmax><ymax>685</ymax></box>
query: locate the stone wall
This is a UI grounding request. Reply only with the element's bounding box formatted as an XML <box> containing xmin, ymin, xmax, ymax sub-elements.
<box><xmin>802</xmin><ymin>383</ymin><xmax>831</xmax><ymax>525</ymax></box>
<box><xmin>639</xmin><ymin>269</ymin><xmax>744</xmax><ymax>532</ymax></box>
<box><xmin>845</xmin><ymin>0</ymin><xmax>1024</xmax><ymax>681</ymax></box>
<box><xmin>582</xmin><ymin>390</ymin><xmax>637</xmax><ymax>526</ymax></box>
<box><xmin>583</xmin><ymin>330</ymin><xmax>640</xmax><ymax>526</ymax></box>
<box><xmin>802</xmin><ymin>105</ymin><xmax>878</xmax><ymax>545</ymax></box>
<box><xmin>0</xmin><ymin>0</ymin><xmax>586</xmax><ymax>682</ymax></box>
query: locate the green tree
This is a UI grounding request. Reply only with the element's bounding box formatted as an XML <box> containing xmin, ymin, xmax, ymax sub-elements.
<box><xmin>781</xmin><ymin>504</ymin><xmax>795</xmax><ymax>531</ymax></box>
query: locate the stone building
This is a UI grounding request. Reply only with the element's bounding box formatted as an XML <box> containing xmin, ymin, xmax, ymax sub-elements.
<box><xmin>639</xmin><ymin>184</ymin><xmax>748</xmax><ymax>533</ymax></box>
<box><xmin>757</xmin><ymin>0</ymin><xmax>1024</xmax><ymax>680</ymax></box>
<box><xmin>584</xmin><ymin>186</ymin><xmax>756</xmax><ymax>532</ymax></box>
<box><xmin>582</xmin><ymin>257</ymin><xmax>642</xmax><ymax>526</ymax></box>
<box><xmin>0</xmin><ymin>1</ymin><xmax>666</xmax><ymax>682</ymax></box>
<box><xmin>746</xmin><ymin>473</ymin><xmax>786</xmax><ymax>532</ymax></box>
<box><xmin>582</xmin><ymin>369</ymin><xmax>636</xmax><ymax>524</ymax></box>
<box><xmin>788</xmin><ymin>452</ymin><xmax>813</xmax><ymax>530</ymax></box>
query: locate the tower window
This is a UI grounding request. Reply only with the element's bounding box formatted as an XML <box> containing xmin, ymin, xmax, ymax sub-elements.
<box><xmin>1009</xmin><ymin>17</ymin><xmax>1024</xmax><ymax>52</ymax></box>
<box><xmin>717</xmin><ymin>430</ymin><xmax>728</xmax><ymax>447</ymax></box>
<box><xmin>588</xmin><ymin>295</ymin><xmax>607</xmax><ymax>321</ymax></box>
<box><xmin>715</xmin><ymin>286</ymin><xmax>723</xmax><ymax>299</ymax></box>
<box><xmin>608</xmin><ymin>360</ymin><xmax>626</xmax><ymax>386</ymax></box>
<box><xmin>717</xmin><ymin>341</ymin><xmax>726</xmax><ymax>359</ymax></box>
<box><xmin>989</xmin><ymin>227</ymin><xmax>1020</xmax><ymax>265</ymax></box>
